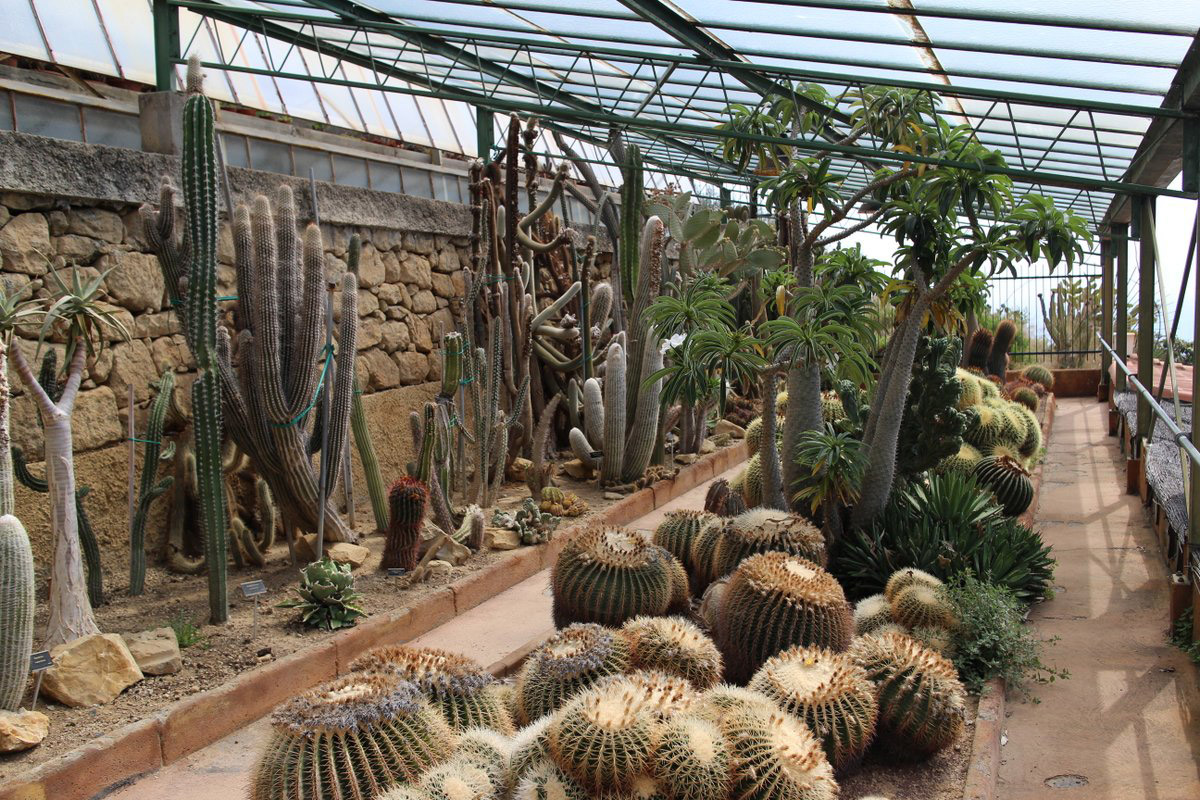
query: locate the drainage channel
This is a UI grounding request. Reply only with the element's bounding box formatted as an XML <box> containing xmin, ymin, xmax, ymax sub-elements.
<box><xmin>107</xmin><ymin>466</ymin><xmax>737</xmax><ymax>800</ymax></box>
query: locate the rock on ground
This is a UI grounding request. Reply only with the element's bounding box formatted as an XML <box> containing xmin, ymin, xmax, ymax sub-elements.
<box><xmin>0</xmin><ymin>709</ymin><xmax>50</xmax><ymax>752</ymax></box>
<box><xmin>122</xmin><ymin>627</ymin><xmax>183</xmax><ymax>676</ymax></box>
<box><xmin>42</xmin><ymin>633</ymin><xmax>143</xmax><ymax>707</ymax></box>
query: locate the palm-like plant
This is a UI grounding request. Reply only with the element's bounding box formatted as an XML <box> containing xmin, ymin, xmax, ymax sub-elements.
<box><xmin>647</xmin><ymin>272</ymin><xmax>734</xmax><ymax>338</ymax></box>
<box><xmin>689</xmin><ymin>325</ymin><xmax>765</xmax><ymax>417</ymax></box>
<box><xmin>758</xmin><ymin>158</ymin><xmax>846</xmax><ymax>217</ymax></box>
<box><xmin>792</xmin><ymin>430</ymin><xmax>865</xmax><ymax>543</ymax></box>
<box><xmin>39</xmin><ymin>266</ymin><xmax>130</xmax><ymax>366</ymax></box>
<box><xmin>714</xmin><ymin>102</ymin><xmax>787</xmax><ymax>173</ymax></box>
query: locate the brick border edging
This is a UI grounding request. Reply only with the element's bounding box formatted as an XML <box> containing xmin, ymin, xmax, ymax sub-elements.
<box><xmin>0</xmin><ymin>441</ymin><xmax>747</xmax><ymax>800</ymax></box>
<box><xmin>962</xmin><ymin>396</ymin><xmax>1055</xmax><ymax>800</ymax></box>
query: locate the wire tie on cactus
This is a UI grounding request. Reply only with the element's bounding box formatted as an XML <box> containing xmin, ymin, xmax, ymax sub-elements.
<box><xmin>459</xmin><ymin>375</ymin><xmax>475</xmax><ymax>385</ymax></box>
<box><xmin>482</xmin><ymin>274</ymin><xmax>514</xmax><ymax>285</ymax></box>
<box><xmin>271</xmin><ymin>345</ymin><xmax>336</xmax><ymax>428</ymax></box>
<box><xmin>170</xmin><ymin>295</ymin><xmax>238</xmax><ymax>307</ymax></box>
<box><xmin>127</xmin><ymin>437</ymin><xmax>163</xmax><ymax>445</ymax></box>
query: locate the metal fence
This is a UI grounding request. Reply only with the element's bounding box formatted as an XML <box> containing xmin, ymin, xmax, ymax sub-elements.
<box><xmin>984</xmin><ymin>269</ymin><xmax>1105</xmax><ymax>367</ymax></box>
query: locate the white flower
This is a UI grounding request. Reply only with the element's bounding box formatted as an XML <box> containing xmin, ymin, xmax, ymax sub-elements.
<box><xmin>661</xmin><ymin>332</ymin><xmax>686</xmax><ymax>354</ymax></box>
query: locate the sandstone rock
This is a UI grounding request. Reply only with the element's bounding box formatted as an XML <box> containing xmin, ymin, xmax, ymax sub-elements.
<box><xmin>47</xmin><ymin>210</ymin><xmax>68</xmax><ymax>236</ymax></box>
<box><xmin>358</xmin><ymin>318</ymin><xmax>383</xmax><ymax>350</ymax></box>
<box><xmin>434</xmin><ymin>249</ymin><xmax>458</xmax><ymax>273</ymax></box>
<box><xmin>394</xmin><ymin>351</ymin><xmax>429</xmax><ymax>385</ymax></box>
<box><xmin>150</xmin><ymin>334</ymin><xmax>191</xmax><ymax>373</ymax></box>
<box><xmin>54</xmin><ymin>234</ymin><xmax>101</xmax><ymax>262</ymax></box>
<box><xmin>132</xmin><ymin>311</ymin><xmax>180</xmax><ymax>339</ymax></box>
<box><xmin>604</xmin><ymin>491</ymin><xmax>624</xmax><ymax>500</ymax></box>
<box><xmin>354</xmin><ymin>355</ymin><xmax>371</xmax><ymax>390</ymax></box>
<box><xmin>426</xmin><ymin>353</ymin><xmax>442</xmax><ymax>384</ymax></box>
<box><xmin>675</xmin><ymin>453</ymin><xmax>698</xmax><ymax>465</ymax></box>
<box><xmin>122</xmin><ymin>628</ymin><xmax>182</xmax><ymax>676</ymax></box>
<box><xmin>362</xmin><ymin>348</ymin><xmax>399</xmax><ymax>389</ymax></box>
<box><xmin>562</xmin><ymin>459</ymin><xmax>593</xmax><ymax>480</ymax></box>
<box><xmin>67</xmin><ymin>208</ymin><xmax>123</xmax><ymax>243</ymax></box>
<box><xmin>507</xmin><ymin>457</ymin><xmax>532</xmax><ymax>482</ymax></box>
<box><xmin>377</xmin><ymin>282</ymin><xmax>404</xmax><ymax>307</ymax></box>
<box><xmin>431</xmin><ymin>272</ymin><xmax>454</xmax><ymax>298</ymax></box>
<box><xmin>357</xmin><ymin>244</ymin><xmax>386</xmax><ymax>288</ymax></box>
<box><xmin>485</xmin><ymin>528</ymin><xmax>521</xmax><ymax>551</ymax></box>
<box><xmin>374</xmin><ymin>229</ymin><xmax>403</xmax><ymax>252</ymax></box>
<box><xmin>42</xmin><ymin>634</ymin><xmax>143</xmax><ymax>707</ymax></box>
<box><xmin>295</xmin><ymin>535</ymin><xmax>370</xmax><ymax>569</ymax></box>
<box><xmin>109</xmin><ymin>339</ymin><xmax>159</xmax><ymax>405</ymax></box>
<box><xmin>72</xmin><ymin>387</ymin><xmax>122</xmax><ymax>451</ymax></box>
<box><xmin>0</xmin><ymin>213</ymin><xmax>51</xmax><ymax>274</ymax></box>
<box><xmin>426</xmin><ymin>560</ymin><xmax>452</xmax><ymax>580</ymax></box>
<box><xmin>714</xmin><ymin>419</ymin><xmax>746</xmax><ymax>439</ymax></box>
<box><xmin>450</xmin><ymin>270</ymin><xmax>466</xmax><ymax>297</ymax></box>
<box><xmin>409</xmin><ymin>317</ymin><xmax>433</xmax><ymax>353</ymax></box>
<box><xmin>101</xmin><ymin>251</ymin><xmax>165</xmax><ymax>313</ymax></box>
<box><xmin>699</xmin><ymin>439</ymin><xmax>716</xmax><ymax>454</ymax></box>
<box><xmin>0</xmin><ymin>709</ymin><xmax>49</xmax><ymax>752</ymax></box>
<box><xmin>357</xmin><ymin>289</ymin><xmax>380</xmax><ymax>317</ymax></box>
<box><xmin>397</xmin><ymin>254</ymin><xmax>433</xmax><ymax>288</ymax></box>
<box><xmin>380</xmin><ymin>320</ymin><xmax>410</xmax><ymax>352</ymax></box>
<box><xmin>411</xmin><ymin>289</ymin><xmax>437</xmax><ymax>314</ymax></box>
<box><xmin>406</xmin><ymin>232</ymin><xmax>435</xmax><ymax>255</ymax></box>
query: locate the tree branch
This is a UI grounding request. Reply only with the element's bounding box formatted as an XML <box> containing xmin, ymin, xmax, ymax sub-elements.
<box><xmin>9</xmin><ymin>345</ymin><xmax>56</xmax><ymax>418</ymax></box>
<box><xmin>806</xmin><ymin>167</ymin><xmax>915</xmax><ymax>247</ymax></box>
<box><xmin>58</xmin><ymin>340</ymin><xmax>88</xmax><ymax>412</ymax></box>
<box><xmin>815</xmin><ymin>207</ymin><xmax>886</xmax><ymax>248</ymax></box>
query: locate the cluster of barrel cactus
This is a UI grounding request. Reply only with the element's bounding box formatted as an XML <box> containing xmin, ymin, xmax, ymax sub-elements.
<box><xmin>539</xmin><ymin>486</ymin><xmax>587</xmax><ymax>517</ymax></box>
<box><xmin>853</xmin><ymin>569</ymin><xmax>959</xmax><ymax>658</ymax></box>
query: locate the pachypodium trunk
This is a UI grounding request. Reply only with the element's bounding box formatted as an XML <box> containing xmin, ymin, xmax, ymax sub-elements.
<box><xmin>383</xmin><ymin>476</ymin><xmax>427</xmax><ymax>571</ymax></box>
<box><xmin>129</xmin><ymin>370</ymin><xmax>175</xmax><ymax>596</ymax></box>
<box><xmin>0</xmin><ymin>343</ymin><xmax>34</xmax><ymax>711</ymax></box>
<box><xmin>11</xmin><ymin>344</ymin><xmax>99</xmax><ymax>647</ymax></box>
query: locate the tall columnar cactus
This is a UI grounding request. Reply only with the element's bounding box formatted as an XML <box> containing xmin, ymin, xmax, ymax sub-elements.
<box><xmin>0</xmin><ymin>339</ymin><xmax>32</xmax><ymax>710</ymax></box>
<box><xmin>129</xmin><ymin>370</ymin><xmax>176</xmax><ymax>596</ymax></box>
<box><xmin>345</xmin><ymin>235</ymin><xmax>387</xmax><ymax>533</ymax></box>
<box><xmin>384</xmin><ymin>476</ymin><xmax>427</xmax><ymax>571</ymax></box>
<box><xmin>619</xmin><ymin>144</ymin><xmax>644</xmax><ymax>316</ymax></box>
<box><xmin>146</xmin><ymin>66</ymin><xmax>359</xmax><ymax>573</ymax></box>
<box><xmin>567</xmin><ymin>218</ymin><xmax>666</xmax><ymax>486</ymax></box>
<box><xmin>987</xmin><ymin>319</ymin><xmax>1016</xmax><ymax>377</ymax></box>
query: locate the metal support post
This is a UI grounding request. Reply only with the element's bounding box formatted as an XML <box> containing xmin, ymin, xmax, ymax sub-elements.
<box><xmin>1137</xmin><ymin>196</ymin><xmax>1156</xmax><ymax>446</ymax></box>
<box><xmin>1115</xmin><ymin>222</ymin><xmax>1129</xmax><ymax>391</ymax></box>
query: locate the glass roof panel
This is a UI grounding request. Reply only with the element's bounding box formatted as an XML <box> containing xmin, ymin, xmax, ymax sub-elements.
<box><xmin>33</xmin><ymin>0</ymin><xmax>118</xmax><ymax>76</ymax></box>
<box><xmin>0</xmin><ymin>2</ymin><xmax>49</xmax><ymax>64</ymax></box>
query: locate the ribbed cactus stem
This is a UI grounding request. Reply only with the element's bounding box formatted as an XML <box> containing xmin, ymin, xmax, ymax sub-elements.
<box><xmin>384</xmin><ymin>477</ymin><xmax>427</xmax><ymax>571</ymax></box>
<box><xmin>601</xmin><ymin>342</ymin><xmax>626</xmax><ymax>485</ymax></box>
<box><xmin>0</xmin><ymin>514</ymin><xmax>33</xmax><ymax>711</ymax></box>
<box><xmin>440</xmin><ymin>331</ymin><xmax>463</xmax><ymax>401</ymax></box>
<box><xmin>621</xmin><ymin>330</ymin><xmax>662</xmax><ymax>482</ymax></box>
<box><xmin>618</xmin><ymin>144</ymin><xmax>644</xmax><ymax>318</ymax></box>
<box><xmin>625</xmin><ymin>217</ymin><xmax>665</xmax><ymax>421</ymax></box>
<box><xmin>130</xmin><ymin>370</ymin><xmax>176</xmax><ymax>596</ymax></box>
<box><xmin>350</xmin><ymin>382</ymin><xmax>386</xmax><ymax>533</ymax></box>
<box><xmin>582</xmin><ymin>377</ymin><xmax>604</xmax><ymax>446</ymax></box>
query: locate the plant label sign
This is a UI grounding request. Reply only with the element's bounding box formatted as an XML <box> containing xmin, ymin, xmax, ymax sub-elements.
<box><xmin>240</xmin><ymin>579</ymin><xmax>267</xmax><ymax>598</ymax></box>
<box><xmin>387</xmin><ymin>567</ymin><xmax>407</xmax><ymax>577</ymax></box>
<box><xmin>29</xmin><ymin>651</ymin><xmax>52</xmax><ymax>672</ymax></box>
<box><xmin>590</xmin><ymin>451</ymin><xmax>603</xmax><ymax>459</ymax></box>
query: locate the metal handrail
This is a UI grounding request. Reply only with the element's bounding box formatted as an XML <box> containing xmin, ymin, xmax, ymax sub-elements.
<box><xmin>1098</xmin><ymin>335</ymin><xmax>1200</xmax><ymax>469</ymax></box>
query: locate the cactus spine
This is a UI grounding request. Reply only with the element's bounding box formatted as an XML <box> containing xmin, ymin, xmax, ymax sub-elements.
<box><xmin>384</xmin><ymin>476</ymin><xmax>428</xmax><ymax>571</ymax></box>
<box><xmin>601</xmin><ymin>342</ymin><xmax>627</xmax><ymax>485</ymax></box>
<box><xmin>129</xmin><ymin>370</ymin><xmax>176</xmax><ymax>596</ymax></box>
<box><xmin>346</xmin><ymin>235</ymin><xmax>387</xmax><ymax>532</ymax></box>
<box><xmin>515</xmin><ymin>623</ymin><xmax>631</xmax><ymax>724</ymax></box>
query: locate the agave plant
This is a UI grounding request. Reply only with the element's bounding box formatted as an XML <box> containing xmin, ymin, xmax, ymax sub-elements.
<box><xmin>39</xmin><ymin>266</ymin><xmax>131</xmax><ymax>365</ymax></box>
<box><xmin>278</xmin><ymin>557</ymin><xmax>366</xmax><ymax>630</ymax></box>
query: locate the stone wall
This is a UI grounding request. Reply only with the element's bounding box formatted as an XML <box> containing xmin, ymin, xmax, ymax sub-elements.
<box><xmin>0</xmin><ymin>130</ymin><xmax>611</xmax><ymax>580</ymax></box>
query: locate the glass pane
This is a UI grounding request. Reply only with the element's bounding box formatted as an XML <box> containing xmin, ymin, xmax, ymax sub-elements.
<box><xmin>0</xmin><ymin>1</ymin><xmax>49</xmax><ymax>62</ymax></box>
<box><xmin>0</xmin><ymin>92</ymin><xmax>12</xmax><ymax>131</ymax></box>
<box><xmin>249</xmin><ymin>137</ymin><xmax>292</xmax><ymax>174</ymax></box>
<box><xmin>35</xmin><ymin>0</ymin><xmax>117</xmax><ymax>76</ymax></box>
<box><xmin>14</xmin><ymin>94</ymin><xmax>81</xmax><ymax>141</ymax></box>
<box><xmin>294</xmin><ymin>147</ymin><xmax>333</xmax><ymax>182</ymax></box>
<box><xmin>432</xmin><ymin>173</ymin><xmax>464</xmax><ymax>204</ymax></box>
<box><xmin>401</xmin><ymin>166</ymin><xmax>433</xmax><ymax>199</ymax></box>
<box><xmin>83</xmin><ymin>107</ymin><xmax>139</xmax><ymax>149</ymax></box>
<box><xmin>333</xmin><ymin>155</ymin><xmax>368</xmax><ymax>188</ymax></box>
<box><xmin>222</xmin><ymin>134</ymin><xmax>249</xmax><ymax>168</ymax></box>
<box><xmin>368</xmin><ymin>161</ymin><xmax>402</xmax><ymax>193</ymax></box>
<box><xmin>95</xmin><ymin>0</ymin><xmax>155</xmax><ymax>84</ymax></box>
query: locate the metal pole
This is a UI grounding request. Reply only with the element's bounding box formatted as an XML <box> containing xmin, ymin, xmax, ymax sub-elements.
<box><xmin>152</xmin><ymin>0</ymin><xmax>180</xmax><ymax>93</ymax></box>
<box><xmin>310</xmin><ymin>168</ymin><xmax>335</xmax><ymax>561</ymax></box>
<box><xmin>477</xmin><ymin>107</ymin><xmax>495</xmax><ymax>164</ymax></box>
<box><xmin>1137</xmin><ymin>196</ymin><xmax>1156</xmax><ymax>446</ymax></box>
<box><xmin>1100</xmin><ymin>236</ymin><xmax>1113</xmax><ymax>391</ymax></box>
<box><xmin>1191</xmin><ymin>197</ymin><xmax>1200</xmax><ymax>569</ymax></box>
<box><xmin>1115</xmin><ymin>222</ymin><xmax>1129</xmax><ymax>391</ymax></box>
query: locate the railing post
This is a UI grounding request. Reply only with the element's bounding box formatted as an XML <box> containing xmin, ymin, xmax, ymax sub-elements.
<box><xmin>1100</xmin><ymin>235</ymin><xmax>1113</xmax><ymax>394</ymax></box>
<box><xmin>1137</xmin><ymin>196</ymin><xmax>1157</xmax><ymax>447</ymax></box>
<box><xmin>1115</xmin><ymin>221</ymin><xmax>1129</xmax><ymax>392</ymax></box>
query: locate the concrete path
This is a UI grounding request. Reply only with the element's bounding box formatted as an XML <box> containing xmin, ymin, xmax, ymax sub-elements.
<box><xmin>997</xmin><ymin>398</ymin><xmax>1200</xmax><ymax>800</ymax></box>
<box><xmin>108</xmin><ymin>465</ymin><xmax>739</xmax><ymax>799</ymax></box>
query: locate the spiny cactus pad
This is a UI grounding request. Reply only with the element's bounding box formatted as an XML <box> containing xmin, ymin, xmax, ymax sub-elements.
<box><xmin>515</xmin><ymin>623</ymin><xmax>631</xmax><ymax>724</ymax></box>
<box><xmin>749</xmin><ymin>645</ymin><xmax>879</xmax><ymax>770</ymax></box>
<box><xmin>972</xmin><ymin>455</ymin><xmax>1034</xmax><ymax>516</ymax></box>
<box><xmin>350</xmin><ymin>646</ymin><xmax>513</xmax><ymax>733</ymax></box>
<box><xmin>621</xmin><ymin>616</ymin><xmax>724</xmax><ymax>689</ymax></box>
<box><xmin>850</xmin><ymin>631</ymin><xmax>966</xmax><ymax>759</ymax></box>
<box><xmin>250</xmin><ymin>674</ymin><xmax>456</xmax><ymax>800</ymax></box>
<box><xmin>723</xmin><ymin>709</ymin><xmax>839</xmax><ymax>800</ymax></box>
<box><xmin>552</xmin><ymin>526</ymin><xmax>679</xmax><ymax>628</ymax></box>
<box><xmin>651</xmin><ymin>716</ymin><xmax>731</xmax><ymax>800</ymax></box>
<box><xmin>853</xmin><ymin>594</ymin><xmax>894</xmax><ymax>636</ymax></box>
<box><xmin>712</xmin><ymin>509</ymin><xmax>827</xmax><ymax>580</ymax></box>
<box><xmin>884</xmin><ymin>568</ymin><xmax>943</xmax><ymax>603</ymax></box>
<box><xmin>889</xmin><ymin>584</ymin><xmax>957</xmax><ymax>632</ymax></box>
<box><xmin>716</xmin><ymin>552</ymin><xmax>854</xmax><ymax>684</ymax></box>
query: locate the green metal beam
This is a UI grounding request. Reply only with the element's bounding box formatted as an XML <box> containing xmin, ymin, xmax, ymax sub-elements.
<box><xmin>152</xmin><ymin>0</ymin><xmax>180</xmax><ymax>92</ymax></box>
<box><xmin>1137</xmin><ymin>196</ymin><xmax>1156</xmax><ymax>444</ymax></box>
<box><xmin>1115</xmin><ymin>221</ymin><xmax>1130</xmax><ymax>392</ymax></box>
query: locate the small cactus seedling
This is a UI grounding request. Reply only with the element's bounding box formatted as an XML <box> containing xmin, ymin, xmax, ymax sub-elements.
<box><xmin>850</xmin><ymin>631</ymin><xmax>966</xmax><ymax>759</ymax></box>
<box><xmin>514</xmin><ymin>623</ymin><xmax>631</xmax><ymax>724</ymax></box>
<box><xmin>250</xmin><ymin>675</ymin><xmax>456</xmax><ymax>800</ymax></box>
<box><xmin>853</xmin><ymin>594</ymin><xmax>894</xmax><ymax>636</ymax></box>
<box><xmin>350</xmin><ymin>646</ymin><xmax>513</xmax><ymax>733</ymax></box>
<box><xmin>621</xmin><ymin>616</ymin><xmax>724</xmax><ymax>689</ymax></box>
<box><xmin>277</xmin><ymin>557</ymin><xmax>365</xmax><ymax>630</ymax></box>
<box><xmin>749</xmin><ymin>645</ymin><xmax>878</xmax><ymax>770</ymax></box>
<box><xmin>551</xmin><ymin>526</ymin><xmax>679</xmax><ymax>628</ymax></box>
<box><xmin>717</xmin><ymin>552</ymin><xmax>854</xmax><ymax>684</ymax></box>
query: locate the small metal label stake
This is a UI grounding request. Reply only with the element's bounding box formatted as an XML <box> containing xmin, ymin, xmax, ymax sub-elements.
<box><xmin>240</xmin><ymin>579</ymin><xmax>268</xmax><ymax>640</ymax></box>
<box><xmin>29</xmin><ymin>651</ymin><xmax>52</xmax><ymax>709</ymax></box>
<box><xmin>386</xmin><ymin>567</ymin><xmax>407</xmax><ymax>577</ymax></box>
<box><xmin>589</xmin><ymin>450</ymin><xmax>603</xmax><ymax>460</ymax></box>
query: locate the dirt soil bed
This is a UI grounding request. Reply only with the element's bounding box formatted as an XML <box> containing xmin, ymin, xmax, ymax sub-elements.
<box><xmin>838</xmin><ymin>694</ymin><xmax>977</xmax><ymax>800</ymax></box>
<box><xmin>0</xmin><ymin>466</ymin><xmax>659</xmax><ymax>779</ymax></box>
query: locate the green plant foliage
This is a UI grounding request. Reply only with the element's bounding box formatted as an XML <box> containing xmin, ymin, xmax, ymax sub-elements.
<box><xmin>832</xmin><ymin>471</ymin><xmax>1054</xmax><ymax>603</ymax></box>
<box><xmin>277</xmin><ymin>557</ymin><xmax>366</xmax><ymax>630</ymax></box>
<box><xmin>551</xmin><ymin>526</ymin><xmax>679</xmax><ymax>628</ymax></box>
<box><xmin>167</xmin><ymin>612</ymin><xmax>204</xmax><ymax>649</ymax></box>
<box><xmin>896</xmin><ymin>336</ymin><xmax>968</xmax><ymax>478</ymax></box>
<box><xmin>1169</xmin><ymin>607</ymin><xmax>1200</xmax><ymax>664</ymax></box>
<box><xmin>948</xmin><ymin>573</ymin><xmax>1068</xmax><ymax>697</ymax></box>
<box><xmin>791</xmin><ymin>430</ymin><xmax>866</xmax><ymax>515</ymax></box>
